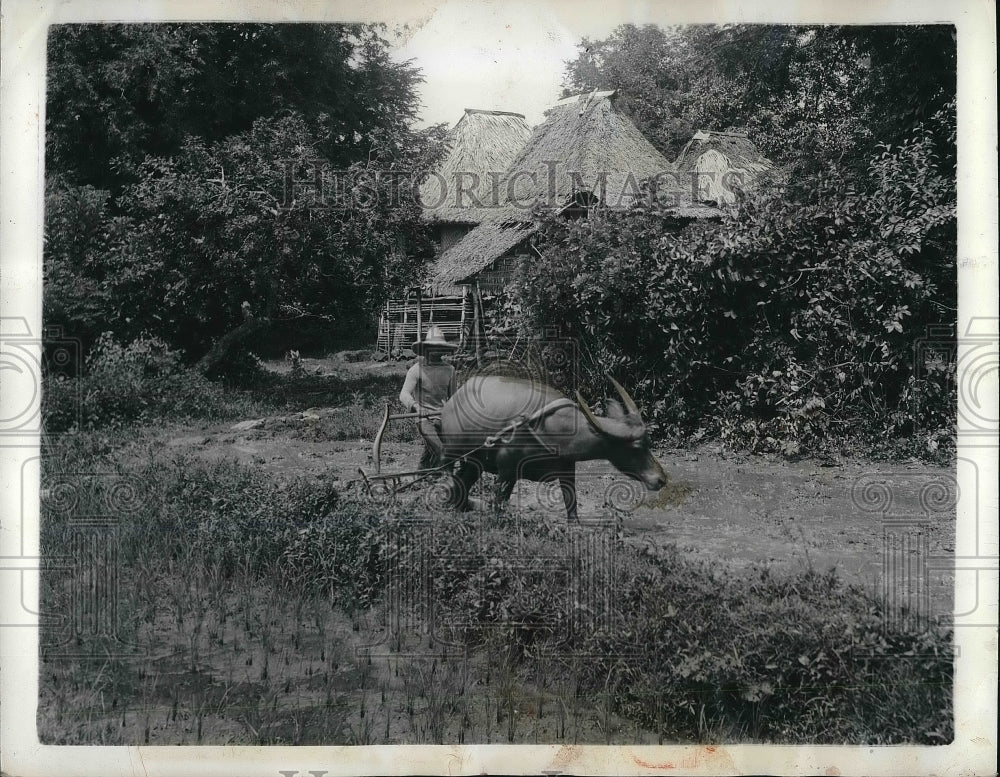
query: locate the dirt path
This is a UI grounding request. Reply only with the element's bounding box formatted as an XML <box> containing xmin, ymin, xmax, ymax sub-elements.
<box><xmin>162</xmin><ymin>411</ymin><xmax>955</xmax><ymax>621</ymax></box>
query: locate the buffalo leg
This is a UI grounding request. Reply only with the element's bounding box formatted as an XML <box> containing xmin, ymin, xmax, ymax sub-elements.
<box><xmin>559</xmin><ymin>470</ymin><xmax>579</xmax><ymax>522</ymax></box>
<box><xmin>447</xmin><ymin>459</ymin><xmax>481</xmax><ymax>512</ymax></box>
<box><xmin>493</xmin><ymin>447</ymin><xmax>519</xmax><ymax>512</ymax></box>
<box><xmin>494</xmin><ymin>477</ymin><xmax>516</xmax><ymax>512</ymax></box>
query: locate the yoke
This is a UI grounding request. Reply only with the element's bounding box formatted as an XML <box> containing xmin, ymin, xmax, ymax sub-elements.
<box><xmin>481</xmin><ymin>397</ymin><xmax>577</xmax><ymax>451</ymax></box>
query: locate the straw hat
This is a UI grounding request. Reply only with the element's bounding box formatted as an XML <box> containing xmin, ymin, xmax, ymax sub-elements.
<box><xmin>412</xmin><ymin>325</ymin><xmax>458</xmax><ymax>355</ymax></box>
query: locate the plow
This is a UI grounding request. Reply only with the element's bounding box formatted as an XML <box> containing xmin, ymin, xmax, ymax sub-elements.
<box><xmin>356</xmin><ymin>405</ymin><xmax>449</xmax><ymax>499</ymax></box>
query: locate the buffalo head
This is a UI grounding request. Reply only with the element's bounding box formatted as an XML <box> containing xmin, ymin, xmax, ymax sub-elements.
<box><xmin>575</xmin><ymin>378</ymin><xmax>667</xmax><ymax>491</ymax></box>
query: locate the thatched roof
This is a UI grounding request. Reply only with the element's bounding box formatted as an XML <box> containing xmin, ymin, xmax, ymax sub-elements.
<box><xmin>674</xmin><ymin>130</ymin><xmax>777</xmax><ymax>203</ymax></box>
<box><xmin>433</xmin><ymin>219</ymin><xmax>538</xmax><ymax>289</ymax></box>
<box><xmin>432</xmin><ymin>91</ymin><xmax>719</xmax><ymax>288</ymax></box>
<box><xmin>420</xmin><ymin>109</ymin><xmax>531</xmax><ymax>224</ymax></box>
<box><xmin>500</xmin><ymin>90</ymin><xmax>688</xmax><ymax>210</ymax></box>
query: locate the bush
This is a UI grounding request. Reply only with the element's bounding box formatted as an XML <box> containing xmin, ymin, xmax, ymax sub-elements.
<box><xmin>586</xmin><ymin>553</ymin><xmax>953</xmax><ymax>743</ymax></box>
<box><xmin>176</xmin><ymin>464</ymin><xmax>343</xmax><ymax>577</ymax></box>
<box><xmin>43</xmin><ymin>333</ymin><xmax>250</xmax><ymax>431</ymax></box>
<box><xmin>287</xmin><ymin>505</ymin><xmax>950</xmax><ymax>743</ymax></box>
<box><xmin>281</xmin><ymin>502</ymin><xmax>384</xmax><ymax>607</ymax></box>
<box><xmin>43</xmin><ymin>182</ymin><xmax>127</xmax><ymax>359</ymax></box>
<box><xmin>368</xmin><ymin>510</ymin><xmax>953</xmax><ymax>743</ymax></box>
<box><xmin>42</xmin><ymin>451</ymin><xmax>345</xmax><ymax>578</ymax></box>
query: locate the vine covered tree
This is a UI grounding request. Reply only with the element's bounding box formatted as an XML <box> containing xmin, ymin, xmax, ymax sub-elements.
<box><xmin>519</xmin><ymin>24</ymin><xmax>958</xmax><ymax>457</ymax></box>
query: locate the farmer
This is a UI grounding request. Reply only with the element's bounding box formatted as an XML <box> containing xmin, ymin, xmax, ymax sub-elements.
<box><xmin>398</xmin><ymin>325</ymin><xmax>457</xmax><ymax>469</ymax></box>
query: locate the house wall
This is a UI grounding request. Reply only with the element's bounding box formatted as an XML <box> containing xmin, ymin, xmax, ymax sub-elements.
<box><xmin>375</xmin><ymin>293</ymin><xmax>468</xmax><ymax>355</ymax></box>
<box><xmin>474</xmin><ymin>252</ymin><xmax>528</xmax><ymax>293</ymax></box>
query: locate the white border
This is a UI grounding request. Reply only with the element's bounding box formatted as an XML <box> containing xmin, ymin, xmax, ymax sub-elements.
<box><xmin>2</xmin><ymin>1</ymin><xmax>996</xmax><ymax>775</ymax></box>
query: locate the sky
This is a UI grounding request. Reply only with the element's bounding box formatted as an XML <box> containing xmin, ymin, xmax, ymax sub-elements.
<box><xmin>390</xmin><ymin>0</ymin><xmax>598</xmax><ymax>128</ymax></box>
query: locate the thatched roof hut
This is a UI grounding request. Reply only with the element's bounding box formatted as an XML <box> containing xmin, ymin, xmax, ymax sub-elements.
<box><xmin>674</xmin><ymin>130</ymin><xmax>777</xmax><ymax>205</ymax></box>
<box><xmin>420</xmin><ymin>109</ymin><xmax>531</xmax><ymax>226</ymax></box>
<box><xmin>432</xmin><ymin>91</ymin><xmax>719</xmax><ymax>291</ymax></box>
<box><xmin>500</xmin><ymin>90</ymin><xmax>687</xmax><ymax>211</ymax></box>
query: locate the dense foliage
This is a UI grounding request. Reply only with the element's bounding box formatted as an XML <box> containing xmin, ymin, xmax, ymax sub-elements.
<box><xmin>298</xmin><ymin>506</ymin><xmax>952</xmax><ymax>742</ymax></box>
<box><xmin>46</xmin><ymin>24</ymin><xmax>424</xmax><ymax>193</ymax></box>
<box><xmin>564</xmin><ymin>24</ymin><xmax>956</xmax><ymax>174</ymax></box>
<box><xmin>44</xmin><ymin>23</ymin><xmax>445</xmax><ymax>363</ymax></box>
<box><xmin>42</xmin><ymin>334</ymin><xmax>248</xmax><ymax>432</ymax></box>
<box><xmin>499</xmin><ymin>24</ymin><xmax>959</xmax><ymax>458</ymax></box>
<box><xmin>511</xmin><ymin>105</ymin><xmax>956</xmax><ymax>458</ymax></box>
<box><xmin>41</xmin><ymin>334</ymin><xmax>411</xmax><ymax>434</ymax></box>
<box><xmin>109</xmin><ymin>114</ymin><xmax>438</xmax><ymax>356</ymax></box>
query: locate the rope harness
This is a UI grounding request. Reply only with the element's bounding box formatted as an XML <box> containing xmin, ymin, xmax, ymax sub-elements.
<box><xmin>482</xmin><ymin>397</ymin><xmax>576</xmax><ymax>452</ymax></box>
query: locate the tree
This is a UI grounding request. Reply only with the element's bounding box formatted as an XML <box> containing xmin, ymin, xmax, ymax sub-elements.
<box><xmin>46</xmin><ymin>23</ymin><xmax>423</xmax><ymax>193</ymax></box>
<box><xmin>44</xmin><ymin>23</ymin><xmax>446</xmax><ymax>362</ymax></box>
<box><xmin>562</xmin><ymin>24</ymin><xmax>956</xmax><ymax>176</ymax></box>
<box><xmin>563</xmin><ymin>25</ymin><xmax>744</xmax><ymax>158</ymax></box>
<box><xmin>43</xmin><ymin>180</ymin><xmax>129</xmax><ymax>351</ymax></box>
<box><xmin>102</xmin><ymin>112</ymin><xmax>444</xmax><ymax>359</ymax></box>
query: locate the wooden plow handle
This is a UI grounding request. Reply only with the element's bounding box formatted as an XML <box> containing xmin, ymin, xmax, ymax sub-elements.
<box><xmin>371</xmin><ymin>404</ymin><xmax>440</xmax><ymax>474</ymax></box>
<box><xmin>372</xmin><ymin>405</ymin><xmax>391</xmax><ymax>474</ymax></box>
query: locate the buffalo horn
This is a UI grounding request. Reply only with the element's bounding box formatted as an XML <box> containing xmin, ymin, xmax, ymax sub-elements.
<box><xmin>609</xmin><ymin>376</ymin><xmax>640</xmax><ymax>415</ymax></box>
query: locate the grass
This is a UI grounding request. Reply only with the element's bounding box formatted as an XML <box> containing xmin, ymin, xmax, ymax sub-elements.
<box><xmin>37</xmin><ymin>361</ymin><xmax>954</xmax><ymax>745</ymax></box>
<box><xmin>42</xmin><ymin>336</ymin><xmax>410</xmax><ymax>435</ymax></box>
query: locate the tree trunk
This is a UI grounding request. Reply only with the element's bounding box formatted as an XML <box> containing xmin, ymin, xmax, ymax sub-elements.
<box><xmin>196</xmin><ymin>317</ymin><xmax>269</xmax><ymax>378</ymax></box>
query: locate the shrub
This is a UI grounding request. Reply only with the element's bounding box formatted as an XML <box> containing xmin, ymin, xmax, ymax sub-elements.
<box><xmin>586</xmin><ymin>553</ymin><xmax>953</xmax><ymax>743</ymax></box>
<box><xmin>43</xmin><ymin>333</ymin><xmax>252</xmax><ymax>431</ymax></box>
<box><xmin>281</xmin><ymin>502</ymin><xmax>385</xmax><ymax>607</ymax></box>
<box><xmin>510</xmin><ymin>110</ymin><xmax>956</xmax><ymax>460</ymax></box>
<box><xmin>173</xmin><ymin>464</ymin><xmax>340</xmax><ymax>576</ymax></box>
<box><xmin>43</xmin><ymin>182</ymin><xmax>128</xmax><ymax>358</ymax></box>
<box><xmin>41</xmin><ymin>450</ymin><xmax>346</xmax><ymax>581</ymax></box>
<box><xmin>375</xmin><ymin>511</ymin><xmax>953</xmax><ymax>743</ymax></box>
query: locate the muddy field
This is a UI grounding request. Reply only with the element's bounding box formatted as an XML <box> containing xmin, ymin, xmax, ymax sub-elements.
<box><xmin>170</xmin><ymin>434</ymin><xmax>954</xmax><ymax>616</ymax></box>
<box><xmin>161</xmin><ymin>355</ymin><xmax>957</xmax><ymax>620</ymax></box>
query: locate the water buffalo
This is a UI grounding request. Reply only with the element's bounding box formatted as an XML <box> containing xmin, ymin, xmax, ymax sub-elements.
<box><xmin>438</xmin><ymin>375</ymin><xmax>667</xmax><ymax>521</ymax></box>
